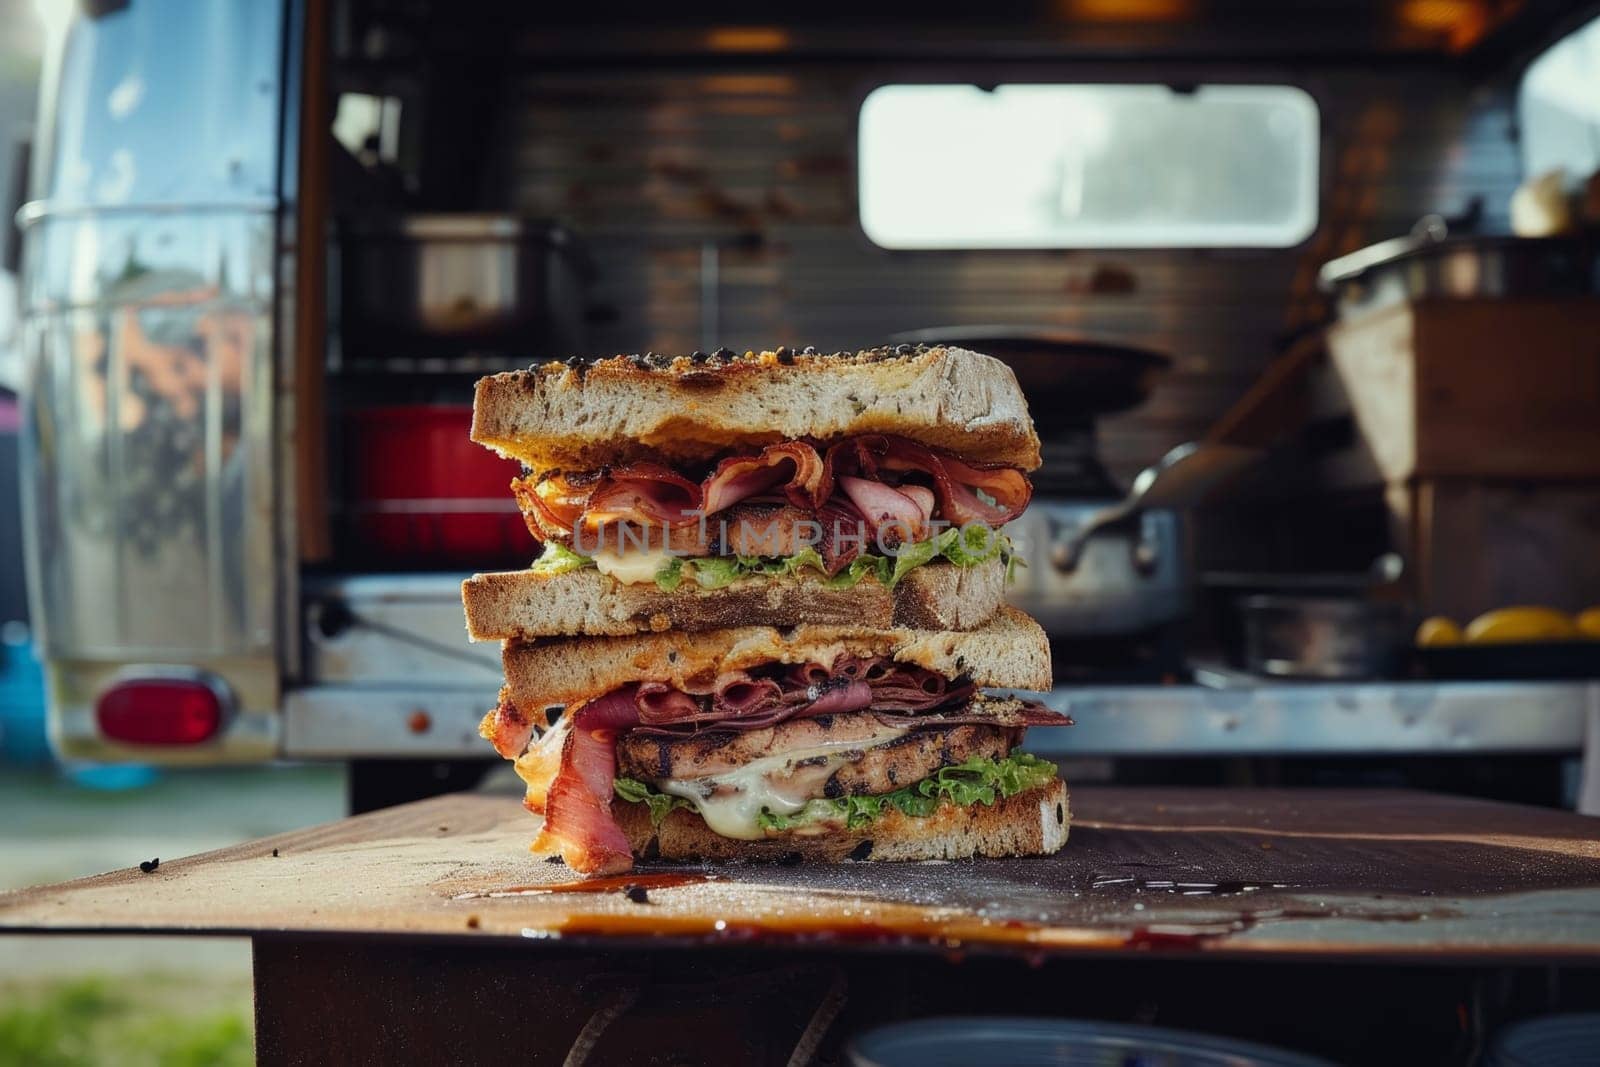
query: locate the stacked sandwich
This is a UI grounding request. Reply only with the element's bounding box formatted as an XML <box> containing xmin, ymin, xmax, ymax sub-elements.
<box><xmin>464</xmin><ymin>345</ymin><xmax>1071</xmax><ymax>876</ymax></box>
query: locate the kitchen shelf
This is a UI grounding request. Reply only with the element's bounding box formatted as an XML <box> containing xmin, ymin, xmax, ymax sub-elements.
<box><xmin>282</xmin><ymin>677</ymin><xmax>1596</xmax><ymax>760</ymax></box>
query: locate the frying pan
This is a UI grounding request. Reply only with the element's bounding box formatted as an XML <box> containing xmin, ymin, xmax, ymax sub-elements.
<box><xmin>887</xmin><ymin>326</ymin><xmax>1172</xmax><ymax>424</ymax></box>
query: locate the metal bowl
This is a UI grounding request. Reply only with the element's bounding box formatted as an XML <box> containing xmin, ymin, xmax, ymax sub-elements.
<box><xmin>1319</xmin><ymin>234</ymin><xmax>1600</xmax><ymax>319</ymax></box>
<box><xmin>1241</xmin><ymin>595</ymin><xmax>1410</xmax><ymax>680</ymax></box>
<box><xmin>338</xmin><ymin>214</ymin><xmax>590</xmax><ymax>359</ymax></box>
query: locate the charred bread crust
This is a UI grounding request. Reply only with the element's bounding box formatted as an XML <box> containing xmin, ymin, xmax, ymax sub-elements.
<box><xmin>498</xmin><ymin>605</ymin><xmax>1052</xmax><ymax>711</ymax></box>
<box><xmin>471</xmin><ymin>344</ymin><xmax>1042</xmax><ymax>471</ymax></box>
<box><xmin>461</xmin><ymin>556</ymin><xmax>1007</xmax><ymax>640</ymax></box>
<box><xmin>614</xmin><ymin>777</ymin><xmax>1069</xmax><ymax>864</ymax></box>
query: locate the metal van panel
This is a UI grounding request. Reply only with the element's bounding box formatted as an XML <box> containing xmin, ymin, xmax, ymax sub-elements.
<box><xmin>20</xmin><ymin>0</ymin><xmax>292</xmax><ymax>740</ymax></box>
<box><xmin>21</xmin><ymin>209</ymin><xmax>276</xmax><ymax>312</ymax></box>
<box><xmin>20</xmin><ymin>209</ymin><xmax>277</xmax><ymax>664</ymax></box>
<box><xmin>35</xmin><ymin>0</ymin><xmax>285</xmax><ymax>215</ymax></box>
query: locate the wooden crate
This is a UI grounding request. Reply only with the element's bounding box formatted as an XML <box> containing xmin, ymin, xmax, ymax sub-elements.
<box><xmin>1328</xmin><ymin>298</ymin><xmax>1600</xmax><ymax>482</ymax></box>
<box><xmin>1387</xmin><ymin>478</ymin><xmax>1600</xmax><ymax>620</ymax></box>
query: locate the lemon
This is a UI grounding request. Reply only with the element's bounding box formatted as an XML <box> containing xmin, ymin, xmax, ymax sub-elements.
<box><xmin>1577</xmin><ymin>608</ymin><xmax>1600</xmax><ymax>641</ymax></box>
<box><xmin>1464</xmin><ymin>606</ymin><xmax>1580</xmax><ymax>644</ymax></box>
<box><xmin>1415</xmin><ymin>617</ymin><xmax>1464</xmax><ymax>647</ymax></box>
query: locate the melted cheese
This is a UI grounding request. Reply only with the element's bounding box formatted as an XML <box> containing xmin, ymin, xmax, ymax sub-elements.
<box><xmin>590</xmin><ymin>546</ymin><xmax>675</xmax><ymax>585</ymax></box>
<box><xmin>656</xmin><ymin>724</ymin><xmax>909</xmax><ymax>840</ymax></box>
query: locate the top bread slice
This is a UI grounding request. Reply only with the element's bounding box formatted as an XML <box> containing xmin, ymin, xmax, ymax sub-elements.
<box><xmin>501</xmin><ymin>604</ymin><xmax>1051</xmax><ymax>713</ymax></box>
<box><xmin>471</xmin><ymin>345</ymin><xmax>1041</xmax><ymax>470</ymax></box>
<box><xmin>462</xmin><ymin>556</ymin><xmax>1008</xmax><ymax>640</ymax></box>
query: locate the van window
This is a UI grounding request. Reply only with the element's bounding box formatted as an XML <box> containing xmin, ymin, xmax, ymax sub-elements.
<box><xmin>1519</xmin><ymin>14</ymin><xmax>1600</xmax><ymax>180</ymax></box>
<box><xmin>858</xmin><ymin>84</ymin><xmax>1319</xmax><ymax>250</ymax></box>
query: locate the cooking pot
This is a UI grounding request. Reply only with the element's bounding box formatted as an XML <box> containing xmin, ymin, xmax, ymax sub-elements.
<box><xmin>339</xmin><ymin>214</ymin><xmax>591</xmax><ymax>360</ymax></box>
<box><xmin>1005</xmin><ymin>442</ymin><xmax>1259</xmax><ymax>636</ymax></box>
<box><xmin>1240</xmin><ymin>595</ymin><xmax>1410</xmax><ymax>680</ymax></box>
<box><xmin>888</xmin><ymin>328</ymin><xmax>1253</xmax><ymax>638</ymax></box>
<box><xmin>887</xmin><ymin>326</ymin><xmax>1171</xmax><ymax>429</ymax></box>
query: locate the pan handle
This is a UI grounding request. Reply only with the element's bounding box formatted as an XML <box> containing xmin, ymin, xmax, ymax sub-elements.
<box><xmin>1050</xmin><ymin>441</ymin><xmax>1259</xmax><ymax>573</ymax></box>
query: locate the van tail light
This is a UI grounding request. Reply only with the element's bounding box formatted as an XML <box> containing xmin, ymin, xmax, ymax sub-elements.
<box><xmin>95</xmin><ymin>673</ymin><xmax>229</xmax><ymax>746</ymax></box>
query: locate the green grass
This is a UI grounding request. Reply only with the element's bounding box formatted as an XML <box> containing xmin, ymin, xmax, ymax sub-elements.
<box><xmin>0</xmin><ymin>978</ymin><xmax>251</xmax><ymax>1067</ymax></box>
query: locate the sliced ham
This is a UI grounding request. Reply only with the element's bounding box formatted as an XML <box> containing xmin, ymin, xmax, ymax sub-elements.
<box><xmin>713</xmin><ymin>672</ymin><xmax>785</xmax><ymax>717</ymax></box>
<box><xmin>803</xmin><ymin>678</ymin><xmax>875</xmax><ymax>717</ymax></box>
<box><xmin>838</xmin><ymin>475</ymin><xmax>929</xmax><ymax>547</ymax></box>
<box><xmin>635</xmin><ymin>682</ymin><xmax>703</xmax><ymax>723</ymax></box>
<box><xmin>511</xmin><ymin>434</ymin><xmax>1030</xmax><ymax>547</ymax></box>
<box><xmin>901</xmin><ymin>484</ymin><xmax>936</xmax><ymax>525</ymax></box>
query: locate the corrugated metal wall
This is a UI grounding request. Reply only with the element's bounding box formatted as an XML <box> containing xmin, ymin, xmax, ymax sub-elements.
<box><xmin>504</xmin><ymin>66</ymin><xmax>1521</xmax><ymax>483</ymax></box>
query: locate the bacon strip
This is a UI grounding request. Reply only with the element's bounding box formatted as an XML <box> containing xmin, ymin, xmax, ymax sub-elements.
<box><xmin>583</xmin><ymin>464</ymin><xmax>702</xmax><ymax>528</ymax></box>
<box><xmin>703</xmin><ymin>441</ymin><xmax>827</xmax><ymax>514</ymax></box>
<box><xmin>531</xmin><ymin>687</ymin><xmax>641</xmax><ymax>876</ymax></box>
<box><xmin>511</xmin><ymin>434</ymin><xmax>1030</xmax><ymax>546</ymax></box>
<box><xmin>480</xmin><ymin>694</ymin><xmax>546</xmax><ymax>760</ymax></box>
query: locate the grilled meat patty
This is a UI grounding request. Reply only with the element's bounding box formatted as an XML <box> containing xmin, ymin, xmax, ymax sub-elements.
<box><xmin>616</xmin><ymin>712</ymin><xmax>1021</xmax><ymax>798</ymax></box>
<box><xmin>822</xmin><ymin>723</ymin><xmax>1017</xmax><ymax>797</ymax></box>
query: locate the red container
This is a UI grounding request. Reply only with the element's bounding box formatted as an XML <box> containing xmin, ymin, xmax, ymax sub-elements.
<box><xmin>345</xmin><ymin>405</ymin><xmax>532</xmax><ymax>565</ymax></box>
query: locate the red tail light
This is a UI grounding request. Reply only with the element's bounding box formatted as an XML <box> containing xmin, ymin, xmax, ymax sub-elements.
<box><xmin>95</xmin><ymin>675</ymin><xmax>228</xmax><ymax>745</ymax></box>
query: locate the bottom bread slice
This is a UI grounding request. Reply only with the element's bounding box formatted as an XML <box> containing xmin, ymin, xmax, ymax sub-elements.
<box><xmin>613</xmin><ymin>777</ymin><xmax>1069</xmax><ymax>864</ymax></box>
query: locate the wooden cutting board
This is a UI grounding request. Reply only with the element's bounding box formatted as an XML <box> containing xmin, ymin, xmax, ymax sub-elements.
<box><xmin>5</xmin><ymin>786</ymin><xmax>1600</xmax><ymax>961</ymax></box>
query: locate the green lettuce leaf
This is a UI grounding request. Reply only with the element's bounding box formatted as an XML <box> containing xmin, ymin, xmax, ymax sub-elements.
<box><xmin>937</xmin><ymin>523</ymin><xmax>1005</xmax><ymax>567</ymax></box>
<box><xmin>534</xmin><ymin>524</ymin><xmax>1017</xmax><ymax>591</ymax></box>
<box><xmin>699</xmin><ymin>751</ymin><xmax>1058</xmax><ymax>834</ymax></box>
<box><xmin>886</xmin><ymin>535</ymin><xmax>940</xmax><ymax>587</ymax></box>
<box><xmin>613</xmin><ymin>777</ymin><xmax>693</xmax><ymax>825</ymax></box>
<box><xmin>823</xmin><ymin>555</ymin><xmax>892</xmax><ymax>590</ymax></box>
<box><xmin>654</xmin><ymin>558</ymin><xmax>685</xmax><ymax>592</ymax></box>
<box><xmin>529</xmin><ymin>542</ymin><xmax>596</xmax><ymax>576</ymax></box>
<box><xmin>687</xmin><ymin>556</ymin><xmax>744</xmax><ymax>589</ymax></box>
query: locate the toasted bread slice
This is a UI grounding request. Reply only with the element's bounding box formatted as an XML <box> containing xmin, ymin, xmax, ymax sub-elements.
<box><xmin>614</xmin><ymin>777</ymin><xmax>1069</xmax><ymax>864</ymax></box>
<box><xmin>462</xmin><ymin>557</ymin><xmax>1008</xmax><ymax>640</ymax></box>
<box><xmin>500</xmin><ymin>605</ymin><xmax>1051</xmax><ymax>713</ymax></box>
<box><xmin>471</xmin><ymin>345</ymin><xmax>1041</xmax><ymax>471</ymax></box>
